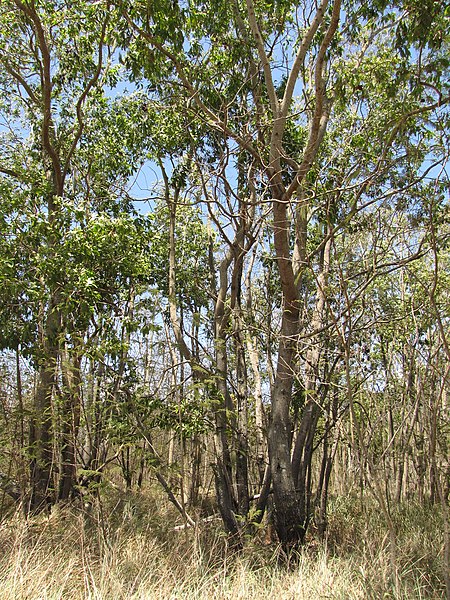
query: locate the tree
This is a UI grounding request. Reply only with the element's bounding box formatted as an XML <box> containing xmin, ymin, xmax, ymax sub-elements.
<box><xmin>0</xmin><ymin>0</ymin><xmax>154</xmax><ymax>509</ymax></box>
<box><xmin>120</xmin><ymin>0</ymin><xmax>449</xmax><ymax>548</ymax></box>
<box><xmin>0</xmin><ymin>0</ymin><xmax>448</xmax><ymax>564</ymax></box>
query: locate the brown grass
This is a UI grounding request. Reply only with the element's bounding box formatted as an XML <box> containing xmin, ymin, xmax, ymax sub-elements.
<box><xmin>0</xmin><ymin>490</ymin><xmax>445</xmax><ymax>599</ymax></box>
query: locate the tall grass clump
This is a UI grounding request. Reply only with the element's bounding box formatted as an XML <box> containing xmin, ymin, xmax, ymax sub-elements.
<box><xmin>0</xmin><ymin>489</ymin><xmax>446</xmax><ymax>599</ymax></box>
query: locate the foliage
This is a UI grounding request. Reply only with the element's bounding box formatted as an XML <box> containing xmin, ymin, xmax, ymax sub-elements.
<box><xmin>0</xmin><ymin>0</ymin><xmax>448</xmax><ymax>572</ymax></box>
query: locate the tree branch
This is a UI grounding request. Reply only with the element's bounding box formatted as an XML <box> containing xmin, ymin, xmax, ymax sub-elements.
<box><xmin>286</xmin><ymin>0</ymin><xmax>342</xmax><ymax>199</ymax></box>
<box><xmin>62</xmin><ymin>12</ymin><xmax>109</xmax><ymax>183</ymax></box>
<box><xmin>0</xmin><ymin>165</ymin><xmax>21</xmax><ymax>179</ymax></box>
<box><xmin>126</xmin><ymin>15</ymin><xmax>261</xmax><ymax>164</ymax></box>
<box><xmin>0</xmin><ymin>57</ymin><xmax>40</xmax><ymax>105</ymax></box>
<box><xmin>280</xmin><ymin>0</ymin><xmax>329</xmax><ymax>119</ymax></box>
<box><xmin>245</xmin><ymin>0</ymin><xmax>278</xmax><ymax>116</ymax></box>
<box><xmin>14</xmin><ymin>0</ymin><xmax>63</xmax><ymax>196</ymax></box>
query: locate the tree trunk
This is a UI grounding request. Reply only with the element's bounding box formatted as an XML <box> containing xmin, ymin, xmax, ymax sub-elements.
<box><xmin>58</xmin><ymin>349</ymin><xmax>82</xmax><ymax>501</ymax></box>
<box><xmin>29</xmin><ymin>297</ymin><xmax>60</xmax><ymax>512</ymax></box>
<box><xmin>232</xmin><ymin>256</ymin><xmax>250</xmax><ymax>516</ymax></box>
<box><xmin>268</xmin><ymin>304</ymin><xmax>305</xmax><ymax>546</ymax></box>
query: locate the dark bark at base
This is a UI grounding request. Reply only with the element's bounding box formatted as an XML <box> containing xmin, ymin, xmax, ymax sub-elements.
<box><xmin>272</xmin><ymin>489</ymin><xmax>306</xmax><ymax>550</ymax></box>
<box><xmin>269</xmin><ymin>382</ymin><xmax>307</xmax><ymax>548</ymax></box>
<box><xmin>58</xmin><ymin>446</ymin><xmax>78</xmax><ymax>501</ymax></box>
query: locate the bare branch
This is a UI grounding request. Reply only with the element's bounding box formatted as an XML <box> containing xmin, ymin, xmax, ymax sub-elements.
<box><xmin>280</xmin><ymin>0</ymin><xmax>329</xmax><ymax>119</ymax></box>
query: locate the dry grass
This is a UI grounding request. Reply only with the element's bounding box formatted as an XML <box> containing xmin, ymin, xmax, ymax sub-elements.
<box><xmin>0</xmin><ymin>490</ymin><xmax>446</xmax><ymax>600</ymax></box>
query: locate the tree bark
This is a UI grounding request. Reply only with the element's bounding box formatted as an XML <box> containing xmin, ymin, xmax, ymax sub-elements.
<box><xmin>29</xmin><ymin>295</ymin><xmax>60</xmax><ymax>512</ymax></box>
<box><xmin>58</xmin><ymin>349</ymin><xmax>82</xmax><ymax>501</ymax></box>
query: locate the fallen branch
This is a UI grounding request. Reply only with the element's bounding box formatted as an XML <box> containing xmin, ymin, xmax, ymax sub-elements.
<box><xmin>173</xmin><ymin>514</ymin><xmax>221</xmax><ymax>531</ymax></box>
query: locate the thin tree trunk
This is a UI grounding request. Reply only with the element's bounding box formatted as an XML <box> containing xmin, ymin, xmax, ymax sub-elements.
<box><xmin>291</xmin><ymin>227</ymin><xmax>332</xmax><ymax>528</ymax></box>
<box><xmin>232</xmin><ymin>256</ymin><xmax>250</xmax><ymax>516</ymax></box>
<box><xmin>59</xmin><ymin>349</ymin><xmax>82</xmax><ymax>501</ymax></box>
<box><xmin>29</xmin><ymin>297</ymin><xmax>60</xmax><ymax>512</ymax></box>
<box><xmin>245</xmin><ymin>255</ymin><xmax>266</xmax><ymax>486</ymax></box>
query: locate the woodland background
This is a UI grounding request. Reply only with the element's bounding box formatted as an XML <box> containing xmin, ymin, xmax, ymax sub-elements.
<box><xmin>0</xmin><ymin>1</ymin><xmax>448</xmax><ymax>598</ymax></box>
